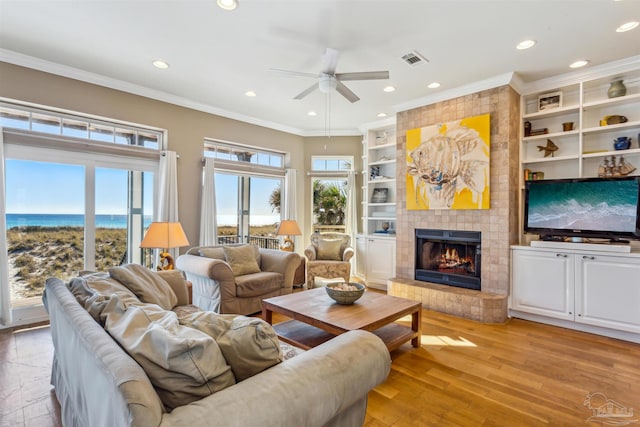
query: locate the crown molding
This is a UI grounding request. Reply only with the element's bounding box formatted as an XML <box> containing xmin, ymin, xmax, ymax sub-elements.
<box><xmin>0</xmin><ymin>49</ymin><xmax>326</xmax><ymax>137</ymax></box>
<box><xmin>357</xmin><ymin>116</ymin><xmax>396</xmax><ymax>133</ymax></box>
<box><xmin>518</xmin><ymin>55</ymin><xmax>640</xmax><ymax>95</ymax></box>
<box><xmin>393</xmin><ymin>72</ymin><xmax>516</xmax><ymax>113</ymax></box>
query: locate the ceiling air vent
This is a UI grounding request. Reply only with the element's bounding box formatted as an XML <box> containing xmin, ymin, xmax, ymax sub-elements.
<box><xmin>401</xmin><ymin>50</ymin><xmax>429</xmax><ymax>67</ymax></box>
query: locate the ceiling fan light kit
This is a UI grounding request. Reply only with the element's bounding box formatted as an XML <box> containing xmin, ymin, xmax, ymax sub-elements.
<box><xmin>271</xmin><ymin>47</ymin><xmax>389</xmax><ymax>103</ymax></box>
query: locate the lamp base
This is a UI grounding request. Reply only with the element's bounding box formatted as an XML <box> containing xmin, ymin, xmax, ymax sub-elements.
<box><xmin>157</xmin><ymin>252</ymin><xmax>175</xmax><ymax>270</ymax></box>
<box><xmin>279</xmin><ymin>237</ymin><xmax>295</xmax><ymax>252</ymax></box>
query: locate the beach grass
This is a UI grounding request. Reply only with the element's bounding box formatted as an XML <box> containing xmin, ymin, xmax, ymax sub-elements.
<box><xmin>7</xmin><ymin>224</ymin><xmax>279</xmax><ymax>300</ymax></box>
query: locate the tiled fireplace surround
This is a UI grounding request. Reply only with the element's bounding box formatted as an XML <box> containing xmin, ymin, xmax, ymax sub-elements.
<box><xmin>388</xmin><ymin>85</ymin><xmax>520</xmax><ymax>323</ymax></box>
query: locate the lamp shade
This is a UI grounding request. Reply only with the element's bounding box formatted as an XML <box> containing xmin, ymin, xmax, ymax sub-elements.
<box><xmin>140</xmin><ymin>222</ymin><xmax>190</xmax><ymax>249</ymax></box>
<box><xmin>276</xmin><ymin>220</ymin><xmax>302</xmax><ymax>236</ymax></box>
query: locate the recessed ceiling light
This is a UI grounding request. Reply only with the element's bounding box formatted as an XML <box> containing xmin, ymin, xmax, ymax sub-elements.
<box><xmin>383</xmin><ymin>86</ymin><xmax>396</xmax><ymax>92</ymax></box>
<box><xmin>516</xmin><ymin>39</ymin><xmax>536</xmax><ymax>50</ymax></box>
<box><xmin>152</xmin><ymin>59</ymin><xmax>169</xmax><ymax>70</ymax></box>
<box><xmin>245</xmin><ymin>91</ymin><xmax>256</xmax><ymax>97</ymax></box>
<box><xmin>569</xmin><ymin>60</ymin><xmax>590</xmax><ymax>68</ymax></box>
<box><xmin>307</xmin><ymin>111</ymin><xmax>317</xmax><ymax>116</ymax></box>
<box><xmin>217</xmin><ymin>0</ymin><xmax>238</xmax><ymax>10</ymax></box>
<box><xmin>377</xmin><ymin>113</ymin><xmax>387</xmax><ymax>118</ymax></box>
<box><xmin>616</xmin><ymin>21</ymin><xmax>639</xmax><ymax>32</ymax></box>
<box><xmin>428</xmin><ymin>82</ymin><xmax>441</xmax><ymax>89</ymax></box>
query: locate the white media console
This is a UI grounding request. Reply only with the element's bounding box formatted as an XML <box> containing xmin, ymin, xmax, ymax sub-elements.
<box><xmin>510</xmin><ymin>244</ymin><xmax>640</xmax><ymax>343</ymax></box>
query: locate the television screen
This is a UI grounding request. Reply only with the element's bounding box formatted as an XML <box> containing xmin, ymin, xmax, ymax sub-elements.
<box><xmin>524</xmin><ymin>177</ymin><xmax>640</xmax><ymax>239</ymax></box>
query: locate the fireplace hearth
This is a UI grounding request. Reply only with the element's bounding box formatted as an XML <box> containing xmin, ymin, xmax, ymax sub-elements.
<box><xmin>415</xmin><ymin>229</ymin><xmax>481</xmax><ymax>290</ymax></box>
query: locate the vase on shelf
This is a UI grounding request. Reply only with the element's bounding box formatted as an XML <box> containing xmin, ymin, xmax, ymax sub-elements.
<box><xmin>607</xmin><ymin>80</ymin><xmax>627</xmax><ymax>99</ymax></box>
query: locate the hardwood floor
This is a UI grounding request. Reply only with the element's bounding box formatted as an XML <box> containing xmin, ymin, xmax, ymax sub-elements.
<box><xmin>1</xmin><ymin>309</ymin><xmax>638</xmax><ymax>426</ymax></box>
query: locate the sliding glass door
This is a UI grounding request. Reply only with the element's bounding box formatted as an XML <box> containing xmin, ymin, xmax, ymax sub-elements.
<box><xmin>5</xmin><ymin>159</ymin><xmax>85</xmax><ymax>306</ymax></box>
<box><xmin>3</xmin><ymin>144</ymin><xmax>156</xmax><ymax>318</ymax></box>
<box><xmin>214</xmin><ymin>171</ymin><xmax>281</xmax><ymax>248</ymax></box>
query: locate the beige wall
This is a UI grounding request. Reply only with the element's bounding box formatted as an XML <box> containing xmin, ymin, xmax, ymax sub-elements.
<box><xmin>0</xmin><ymin>61</ymin><xmax>361</xmax><ymax>252</ymax></box>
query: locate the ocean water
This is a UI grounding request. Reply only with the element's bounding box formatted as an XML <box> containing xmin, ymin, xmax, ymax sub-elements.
<box><xmin>6</xmin><ymin>214</ymin><xmax>152</xmax><ymax>229</ymax></box>
<box><xmin>5</xmin><ymin>213</ymin><xmax>281</xmax><ymax>229</ymax></box>
<box><xmin>527</xmin><ymin>180</ymin><xmax>638</xmax><ymax>233</ymax></box>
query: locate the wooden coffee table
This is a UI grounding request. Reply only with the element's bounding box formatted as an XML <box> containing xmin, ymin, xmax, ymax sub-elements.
<box><xmin>262</xmin><ymin>287</ymin><xmax>422</xmax><ymax>351</ymax></box>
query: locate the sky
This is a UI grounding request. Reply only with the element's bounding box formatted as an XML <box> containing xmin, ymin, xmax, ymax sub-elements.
<box><xmin>5</xmin><ymin>159</ymin><xmax>153</xmax><ymax>215</ymax></box>
<box><xmin>4</xmin><ymin>159</ymin><xmax>280</xmax><ymax>225</ymax></box>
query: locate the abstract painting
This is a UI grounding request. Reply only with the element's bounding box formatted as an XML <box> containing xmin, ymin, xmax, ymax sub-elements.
<box><xmin>406</xmin><ymin>113</ymin><xmax>490</xmax><ymax>210</ymax></box>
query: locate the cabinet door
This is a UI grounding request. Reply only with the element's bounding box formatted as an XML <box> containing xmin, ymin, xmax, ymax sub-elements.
<box><xmin>511</xmin><ymin>249</ymin><xmax>574</xmax><ymax>320</ymax></box>
<box><xmin>366</xmin><ymin>238</ymin><xmax>395</xmax><ymax>286</ymax></box>
<box><xmin>355</xmin><ymin>235</ymin><xmax>366</xmax><ymax>277</ymax></box>
<box><xmin>575</xmin><ymin>255</ymin><xmax>640</xmax><ymax>333</ymax></box>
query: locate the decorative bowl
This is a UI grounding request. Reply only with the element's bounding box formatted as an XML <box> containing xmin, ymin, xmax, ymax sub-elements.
<box><xmin>613</xmin><ymin>137</ymin><xmax>631</xmax><ymax>150</ymax></box>
<box><xmin>325</xmin><ymin>282</ymin><xmax>366</xmax><ymax>305</ymax></box>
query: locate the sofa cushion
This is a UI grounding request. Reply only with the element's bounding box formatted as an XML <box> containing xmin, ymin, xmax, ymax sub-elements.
<box><xmin>235</xmin><ymin>271</ymin><xmax>282</xmax><ymax>297</ymax></box>
<box><xmin>102</xmin><ymin>294</ymin><xmax>235</xmax><ymax>410</ymax></box>
<box><xmin>109</xmin><ymin>264</ymin><xmax>178</xmax><ymax>310</ymax></box>
<box><xmin>223</xmin><ymin>245</ymin><xmax>261</xmax><ymax>276</ymax></box>
<box><xmin>68</xmin><ymin>272</ymin><xmax>139</xmax><ymax>324</ymax></box>
<box><xmin>198</xmin><ymin>246</ymin><xmax>225</xmax><ymax>260</ymax></box>
<box><xmin>180</xmin><ymin>311</ymin><xmax>283</xmax><ymax>381</ymax></box>
<box><xmin>316</xmin><ymin>238</ymin><xmax>343</xmax><ymax>261</ymax></box>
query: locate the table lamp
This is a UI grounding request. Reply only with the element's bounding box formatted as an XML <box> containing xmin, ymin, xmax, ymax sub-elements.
<box><xmin>140</xmin><ymin>221</ymin><xmax>190</xmax><ymax>270</ymax></box>
<box><xmin>276</xmin><ymin>220</ymin><xmax>302</xmax><ymax>252</ymax></box>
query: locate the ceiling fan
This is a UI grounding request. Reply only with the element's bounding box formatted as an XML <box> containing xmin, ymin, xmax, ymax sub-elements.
<box><xmin>270</xmin><ymin>48</ymin><xmax>389</xmax><ymax>103</ymax></box>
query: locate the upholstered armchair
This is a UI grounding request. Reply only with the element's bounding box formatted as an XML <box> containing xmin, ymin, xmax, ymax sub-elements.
<box><xmin>176</xmin><ymin>244</ymin><xmax>301</xmax><ymax>315</ymax></box>
<box><xmin>304</xmin><ymin>232</ymin><xmax>354</xmax><ymax>288</ymax></box>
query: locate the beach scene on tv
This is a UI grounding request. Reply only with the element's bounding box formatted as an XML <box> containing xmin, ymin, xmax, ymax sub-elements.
<box><xmin>526</xmin><ymin>179</ymin><xmax>639</xmax><ymax>234</ymax></box>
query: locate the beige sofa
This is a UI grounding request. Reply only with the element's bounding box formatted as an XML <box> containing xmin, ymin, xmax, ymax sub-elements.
<box><xmin>176</xmin><ymin>244</ymin><xmax>300</xmax><ymax>315</ymax></box>
<box><xmin>43</xmin><ymin>268</ymin><xmax>391</xmax><ymax>427</ymax></box>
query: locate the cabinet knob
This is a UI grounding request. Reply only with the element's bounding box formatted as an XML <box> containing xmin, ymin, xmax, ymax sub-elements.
<box><xmin>556</xmin><ymin>253</ymin><xmax>568</xmax><ymax>258</ymax></box>
<box><xmin>569</xmin><ymin>312</ymin><xmax>572</xmax><ymax>315</ymax></box>
<box><xmin>578</xmin><ymin>314</ymin><xmax>582</xmax><ymax>317</ymax></box>
<box><xmin>582</xmin><ymin>255</ymin><xmax>595</xmax><ymax>260</ymax></box>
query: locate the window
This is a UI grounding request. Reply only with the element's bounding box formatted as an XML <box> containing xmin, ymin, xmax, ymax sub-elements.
<box><xmin>309</xmin><ymin>156</ymin><xmax>353</xmax><ymax>233</ymax></box>
<box><xmin>2</xmin><ymin>103</ymin><xmax>162</xmax><ymax>323</ymax></box>
<box><xmin>0</xmin><ymin>102</ymin><xmax>162</xmax><ymax>150</ymax></box>
<box><xmin>204</xmin><ymin>140</ymin><xmax>286</xmax><ymax>248</ymax></box>
<box><xmin>204</xmin><ymin>139</ymin><xmax>283</xmax><ymax>168</ymax></box>
<box><xmin>4</xmin><ymin>143</ymin><xmax>156</xmax><ymax>310</ymax></box>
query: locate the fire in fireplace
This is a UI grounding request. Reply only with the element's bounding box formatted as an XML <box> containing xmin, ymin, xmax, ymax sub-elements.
<box><xmin>415</xmin><ymin>229</ymin><xmax>481</xmax><ymax>290</ymax></box>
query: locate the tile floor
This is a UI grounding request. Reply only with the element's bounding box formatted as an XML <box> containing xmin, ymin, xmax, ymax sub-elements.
<box><xmin>0</xmin><ymin>325</ymin><xmax>61</xmax><ymax>427</ymax></box>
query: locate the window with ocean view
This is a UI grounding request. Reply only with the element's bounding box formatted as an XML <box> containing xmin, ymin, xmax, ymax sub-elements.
<box><xmin>205</xmin><ymin>139</ymin><xmax>286</xmax><ymax>248</ymax></box>
<box><xmin>214</xmin><ymin>172</ymin><xmax>282</xmax><ymax>248</ymax></box>
<box><xmin>3</xmin><ymin>110</ymin><xmax>161</xmax><ymax>314</ymax></box>
<box><xmin>5</xmin><ymin>160</ymin><xmax>155</xmax><ymax>306</ymax></box>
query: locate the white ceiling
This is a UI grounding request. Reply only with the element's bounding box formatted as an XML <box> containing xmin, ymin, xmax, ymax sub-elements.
<box><xmin>1</xmin><ymin>0</ymin><xmax>639</xmax><ymax>136</ymax></box>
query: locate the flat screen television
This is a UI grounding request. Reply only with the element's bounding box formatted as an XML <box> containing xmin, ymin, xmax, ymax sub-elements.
<box><xmin>524</xmin><ymin>176</ymin><xmax>640</xmax><ymax>242</ymax></box>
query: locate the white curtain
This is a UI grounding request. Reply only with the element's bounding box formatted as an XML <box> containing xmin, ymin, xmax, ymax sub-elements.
<box><xmin>199</xmin><ymin>157</ymin><xmax>217</xmax><ymax>246</ymax></box>
<box><xmin>157</xmin><ymin>151</ymin><xmax>180</xmax><ymax>262</ymax></box>
<box><xmin>284</xmin><ymin>168</ymin><xmax>298</xmax><ymax>249</ymax></box>
<box><xmin>0</xmin><ymin>130</ymin><xmax>12</xmax><ymax>326</ymax></box>
<box><xmin>284</xmin><ymin>168</ymin><xmax>297</xmax><ymax>221</ymax></box>
<box><xmin>346</xmin><ymin>170</ymin><xmax>358</xmax><ymax>239</ymax></box>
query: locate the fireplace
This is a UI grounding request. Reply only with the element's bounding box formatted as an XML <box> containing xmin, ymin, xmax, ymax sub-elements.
<box><xmin>415</xmin><ymin>229</ymin><xmax>481</xmax><ymax>290</ymax></box>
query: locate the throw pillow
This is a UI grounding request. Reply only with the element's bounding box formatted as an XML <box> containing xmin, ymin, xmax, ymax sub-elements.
<box><xmin>317</xmin><ymin>238</ymin><xmax>343</xmax><ymax>261</ymax></box>
<box><xmin>103</xmin><ymin>295</ymin><xmax>235</xmax><ymax>410</ymax></box>
<box><xmin>180</xmin><ymin>311</ymin><xmax>283</xmax><ymax>381</ymax></box>
<box><xmin>109</xmin><ymin>264</ymin><xmax>178</xmax><ymax>310</ymax></box>
<box><xmin>223</xmin><ymin>245</ymin><xmax>261</xmax><ymax>276</ymax></box>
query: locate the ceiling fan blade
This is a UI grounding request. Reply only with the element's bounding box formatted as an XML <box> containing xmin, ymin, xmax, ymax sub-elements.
<box><xmin>335</xmin><ymin>80</ymin><xmax>360</xmax><ymax>103</ymax></box>
<box><xmin>321</xmin><ymin>48</ymin><xmax>339</xmax><ymax>75</ymax></box>
<box><xmin>294</xmin><ymin>82</ymin><xmax>319</xmax><ymax>100</ymax></box>
<box><xmin>269</xmin><ymin>68</ymin><xmax>318</xmax><ymax>78</ymax></box>
<box><xmin>335</xmin><ymin>71</ymin><xmax>389</xmax><ymax>81</ymax></box>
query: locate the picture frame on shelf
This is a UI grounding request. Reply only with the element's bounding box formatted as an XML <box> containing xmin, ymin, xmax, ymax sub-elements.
<box><xmin>538</xmin><ymin>91</ymin><xmax>562</xmax><ymax>112</ymax></box>
<box><xmin>371</xmin><ymin>187</ymin><xmax>389</xmax><ymax>203</ymax></box>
